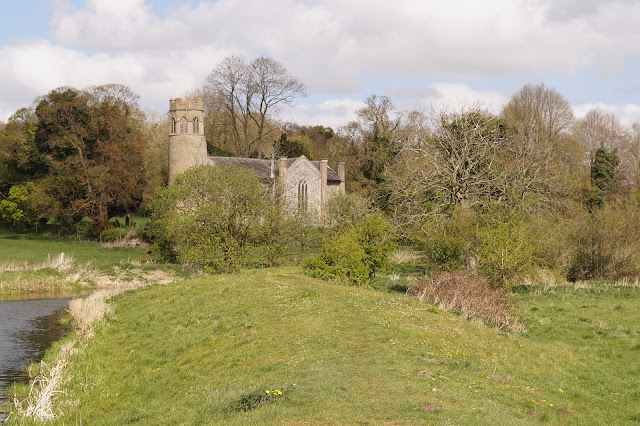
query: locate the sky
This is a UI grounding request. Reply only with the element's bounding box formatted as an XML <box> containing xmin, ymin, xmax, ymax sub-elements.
<box><xmin>0</xmin><ymin>0</ymin><xmax>639</xmax><ymax>129</ymax></box>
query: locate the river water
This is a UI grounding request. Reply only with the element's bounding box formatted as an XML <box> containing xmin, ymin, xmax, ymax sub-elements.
<box><xmin>0</xmin><ymin>293</ymin><xmax>81</xmax><ymax>422</ymax></box>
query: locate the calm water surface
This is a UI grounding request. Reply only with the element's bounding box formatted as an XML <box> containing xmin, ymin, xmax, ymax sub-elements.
<box><xmin>0</xmin><ymin>292</ymin><xmax>84</xmax><ymax>422</ymax></box>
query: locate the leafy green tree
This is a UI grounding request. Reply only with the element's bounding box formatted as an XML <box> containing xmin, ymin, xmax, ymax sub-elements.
<box><xmin>0</xmin><ymin>183</ymin><xmax>41</xmax><ymax>228</ymax></box>
<box><xmin>344</xmin><ymin>95</ymin><xmax>401</xmax><ymax>207</ymax></box>
<box><xmin>149</xmin><ymin>165</ymin><xmax>283</xmax><ymax>272</ymax></box>
<box><xmin>586</xmin><ymin>148</ymin><xmax>621</xmax><ymax>210</ymax></box>
<box><xmin>275</xmin><ymin>132</ymin><xmax>313</xmax><ymax>159</ymax></box>
<box><xmin>33</xmin><ymin>85</ymin><xmax>147</xmax><ymax>232</ymax></box>
<box><xmin>0</xmin><ymin>108</ymin><xmax>45</xmax><ymax>193</ymax></box>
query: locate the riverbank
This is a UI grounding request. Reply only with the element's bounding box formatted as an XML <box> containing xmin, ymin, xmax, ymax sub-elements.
<box><xmin>0</xmin><ymin>293</ymin><xmax>77</xmax><ymax>423</ymax></box>
<box><xmin>10</xmin><ymin>267</ymin><xmax>640</xmax><ymax>424</ymax></box>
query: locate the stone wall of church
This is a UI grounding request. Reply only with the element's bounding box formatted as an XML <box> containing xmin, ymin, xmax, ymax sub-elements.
<box><xmin>282</xmin><ymin>159</ymin><xmax>323</xmax><ymax>217</ymax></box>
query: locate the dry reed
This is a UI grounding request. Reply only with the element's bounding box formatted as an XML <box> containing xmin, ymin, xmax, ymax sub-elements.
<box><xmin>390</xmin><ymin>250</ymin><xmax>419</xmax><ymax>264</ymax></box>
<box><xmin>13</xmin><ymin>341</ymin><xmax>76</xmax><ymax>422</ymax></box>
<box><xmin>0</xmin><ymin>253</ymin><xmax>75</xmax><ymax>274</ymax></box>
<box><xmin>409</xmin><ymin>271</ymin><xmax>526</xmax><ymax>333</ymax></box>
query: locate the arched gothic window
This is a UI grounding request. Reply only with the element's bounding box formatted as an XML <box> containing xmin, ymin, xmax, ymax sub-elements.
<box><xmin>193</xmin><ymin>118</ymin><xmax>199</xmax><ymax>134</ymax></box>
<box><xmin>297</xmin><ymin>181</ymin><xmax>308</xmax><ymax>212</ymax></box>
<box><xmin>179</xmin><ymin>118</ymin><xmax>188</xmax><ymax>133</ymax></box>
<box><xmin>170</xmin><ymin>118</ymin><xmax>176</xmax><ymax>134</ymax></box>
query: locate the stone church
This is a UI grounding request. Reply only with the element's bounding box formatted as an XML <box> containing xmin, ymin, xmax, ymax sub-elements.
<box><xmin>168</xmin><ymin>98</ymin><xmax>345</xmax><ymax>220</ymax></box>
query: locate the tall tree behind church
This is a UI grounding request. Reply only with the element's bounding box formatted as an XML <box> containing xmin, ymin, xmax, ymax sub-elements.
<box><xmin>205</xmin><ymin>56</ymin><xmax>306</xmax><ymax>158</ymax></box>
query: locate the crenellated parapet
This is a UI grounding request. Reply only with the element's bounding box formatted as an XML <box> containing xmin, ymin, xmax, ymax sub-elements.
<box><xmin>169</xmin><ymin>97</ymin><xmax>204</xmax><ymax>112</ymax></box>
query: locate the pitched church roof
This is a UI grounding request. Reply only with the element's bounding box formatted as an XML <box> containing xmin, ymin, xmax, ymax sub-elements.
<box><xmin>207</xmin><ymin>156</ymin><xmax>343</xmax><ymax>182</ymax></box>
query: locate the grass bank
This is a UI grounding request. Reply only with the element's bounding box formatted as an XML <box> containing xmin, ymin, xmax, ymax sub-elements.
<box><xmin>12</xmin><ymin>268</ymin><xmax>640</xmax><ymax>424</ymax></box>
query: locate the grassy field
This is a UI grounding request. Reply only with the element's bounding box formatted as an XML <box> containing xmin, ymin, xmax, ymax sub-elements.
<box><xmin>0</xmin><ymin>230</ymin><xmax>148</xmax><ymax>270</ymax></box>
<box><xmin>0</xmin><ymin>231</ymin><xmax>183</xmax><ymax>295</ymax></box>
<box><xmin>14</xmin><ymin>268</ymin><xmax>640</xmax><ymax>424</ymax></box>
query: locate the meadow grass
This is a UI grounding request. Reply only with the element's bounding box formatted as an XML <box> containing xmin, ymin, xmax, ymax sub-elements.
<box><xmin>12</xmin><ymin>268</ymin><xmax>640</xmax><ymax>424</ymax></box>
<box><xmin>0</xmin><ymin>230</ymin><xmax>148</xmax><ymax>270</ymax></box>
<box><xmin>0</xmin><ymin>231</ymin><xmax>186</xmax><ymax>294</ymax></box>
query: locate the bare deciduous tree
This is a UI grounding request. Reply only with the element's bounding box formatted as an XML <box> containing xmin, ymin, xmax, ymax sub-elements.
<box><xmin>578</xmin><ymin>108</ymin><xmax>632</xmax><ymax>184</ymax></box>
<box><xmin>502</xmin><ymin>83</ymin><xmax>575</xmax><ymax>157</ymax></box>
<box><xmin>629</xmin><ymin>122</ymin><xmax>640</xmax><ymax>188</ymax></box>
<box><xmin>205</xmin><ymin>56</ymin><xmax>306</xmax><ymax>158</ymax></box>
<box><xmin>388</xmin><ymin>104</ymin><xmax>509</xmax><ymax>230</ymax></box>
<box><xmin>501</xmin><ymin>83</ymin><xmax>582</xmax><ymax>209</ymax></box>
<box><xmin>250</xmin><ymin>57</ymin><xmax>307</xmax><ymax>158</ymax></box>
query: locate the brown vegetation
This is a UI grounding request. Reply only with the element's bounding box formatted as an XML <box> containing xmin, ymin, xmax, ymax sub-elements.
<box><xmin>409</xmin><ymin>271</ymin><xmax>525</xmax><ymax>333</ymax></box>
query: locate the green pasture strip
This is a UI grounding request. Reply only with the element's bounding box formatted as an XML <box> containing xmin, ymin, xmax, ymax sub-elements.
<box><xmin>0</xmin><ymin>230</ymin><xmax>147</xmax><ymax>270</ymax></box>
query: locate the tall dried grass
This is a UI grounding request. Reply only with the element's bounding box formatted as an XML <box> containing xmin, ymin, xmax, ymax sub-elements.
<box><xmin>390</xmin><ymin>250</ymin><xmax>419</xmax><ymax>264</ymax></box>
<box><xmin>12</xmin><ymin>341</ymin><xmax>76</xmax><ymax>422</ymax></box>
<box><xmin>0</xmin><ymin>253</ymin><xmax>75</xmax><ymax>274</ymax></box>
<box><xmin>409</xmin><ymin>271</ymin><xmax>526</xmax><ymax>333</ymax></box>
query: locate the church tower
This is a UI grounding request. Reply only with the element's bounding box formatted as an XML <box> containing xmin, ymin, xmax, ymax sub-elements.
<box><xmin>168</xmin><ymin>98</ymin><xmax>207</xmax><ymax>184</ymax></box>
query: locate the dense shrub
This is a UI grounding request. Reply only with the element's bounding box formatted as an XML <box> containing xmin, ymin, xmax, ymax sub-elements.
<box><xmin>423</xmin><ymin>235</ymin><xmax>466</xmax><ymax>271</ymax></box>
<box><xmin>566</xmin><ymin>200</ymin><xmax>640</xmax><ymax>281</ymax></box>
<box><xmin>304</xmin><ymin>213</ymin><xmax>396</xmax><ymax>285</ymax></box>
<box><xmin>476</xmin><ymin>211</ymin><xmax>537</xmax><ymax>287</ymax></box>
<box><xmin>415</xmin><ymin>206</ymin><xmax>536</xmax><ymax>286</ymax></box>
<box><xmin>149</xmin><ymin>165</ymin><xmax>283</xmax><ymax>272</ymax></box>
<box><xmin>412</xmin><ymin>206</ymin><xmax>478</xmax><ymax>271</ymax></box>
<box><xmin>303</xmin><ymin>230</ymin><xmax>370</xmax><ymax>285</ymax></box>
<box><xmin>409</xmin><ymin>271</ymin><xmax>525</xmax><ymax>332</ymax></box>
<box><xmin>99</xmin><ymin>227</ymin><xmax>128</xmax><ymax>242</ymax></box>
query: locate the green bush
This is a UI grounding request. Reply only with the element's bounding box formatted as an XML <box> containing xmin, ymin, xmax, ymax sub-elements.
<box><xmin>413</xmin><ymin>206</ymin><xmax>478</xmax><ymax>271</ymax></box>
<box><xmin>424</xmin><ymin>235</ymin><xmax>466</xmax><ymax>271</ymax></box>
<box><xmin>99</xmin><ymin>227</ymin><xmax>128</xmax><ymax>242</ymax></box>
<box><xmin>477</xmin><ymin>213</ymin><xmax>536</xmax><ymax>287</ymax></box>
<box><xmin>303</xmin><ymin>213</ymin><xmax>396</xmax><ymax>285</ymax></box>
<box><xmin>303</xmin><ymin>230</ymin><xmax>370</xmax><ymax>286</ymax></box>
<box><xmin>416</xmin><ymin>206</ymin><xmax>537</xmax><ymax>286</ymax></box>
<box><xmin>149</xmin><ymin>165</ymin><xmax>283</xmax><ymax>272</ymax></box>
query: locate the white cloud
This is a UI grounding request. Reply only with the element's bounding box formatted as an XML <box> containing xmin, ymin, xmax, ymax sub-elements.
<box><xmin>0</xmin><ymin>37</ymin><xmax>229</xmax><ymax>120</ymax></box>
<box><xmin>394</xmin><ymin>83</ymin><xmax>509</xmax><ymax>115</ymax></box>
<box><xmin>45</xmin><ymin>0</ymin><xmax>640</xmax><ymax>93</ymax></box>
<box><xmin>282</xmin><ymin>98</ymin><xmax>366</xmax><ymax>129</ymax></box>
<box><xmin>1</xmin><ymin>0</ymin><xmax>640</xmax><ymax>124</ymax></box>
<box><xmin>574</xmin><ymin>102</ymin><xmax>640</xmax><ymax>126</ymax></box>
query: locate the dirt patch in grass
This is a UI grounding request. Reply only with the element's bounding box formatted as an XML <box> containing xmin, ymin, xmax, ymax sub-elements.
<box><xmin>421</xmin><ymin>405</ymin><xmax>439</xmax><ymax>412</ymax></box>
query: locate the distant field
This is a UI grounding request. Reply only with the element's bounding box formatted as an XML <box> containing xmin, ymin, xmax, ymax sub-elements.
<box><xmin>0</xmin><ymin>230</ymin><xmax>147</xmax><ymax>270</ymax></box>
<box><xmin>108</xmin><ymin>215</ymin><xmax>149</xmax><ymax>229</ymax></box>
<box><xmin>25</xmin><ymin>268</ymin><xmax>640</xmax><ymax>424</ymax></box>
